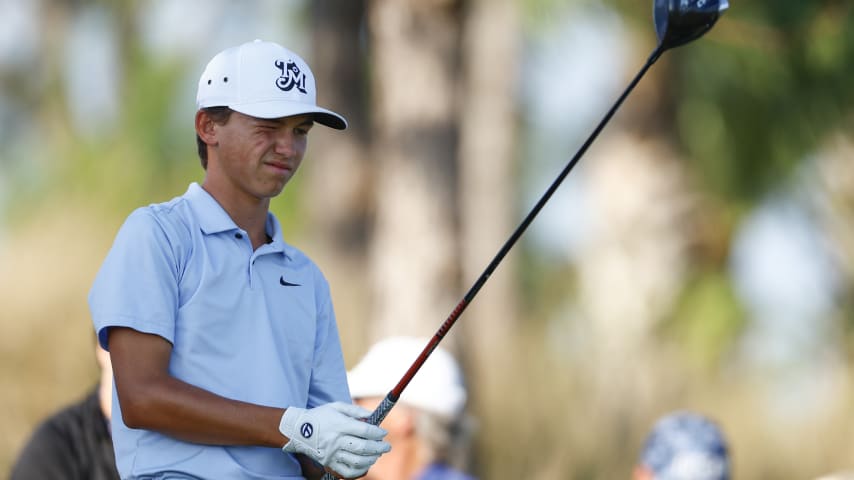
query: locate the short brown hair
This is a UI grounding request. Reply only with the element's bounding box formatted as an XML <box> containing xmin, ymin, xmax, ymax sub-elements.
<box><xmin>196</xmin><ymin>106</ymin><xmax>234</xmax><ymax>169</ymax></box>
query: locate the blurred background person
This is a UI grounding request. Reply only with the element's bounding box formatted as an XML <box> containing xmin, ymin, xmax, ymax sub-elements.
<box><xmin>633</xmin><ymin>411</ymin><xmax>730</xmax><ymax>480</ymax></box>
<box><xmin>9</xmin><ymin>342</ymin><xmax>118</xmax><ymax>480</ymax></box>
<box><xmin>348</xmin><ymin>336</ymin><xmax>476</xmax><ymax>480</ymax></box>
<box><xmin>814</xmin><ymin>472</ymin><xmax>854</xmax><ymax>480</ymax></box>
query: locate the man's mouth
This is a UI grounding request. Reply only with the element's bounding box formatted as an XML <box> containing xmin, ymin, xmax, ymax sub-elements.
<box><xmin>265</xmin><ymin>162</ymin><xmax>292</xmax><ymax>175</ymax></box>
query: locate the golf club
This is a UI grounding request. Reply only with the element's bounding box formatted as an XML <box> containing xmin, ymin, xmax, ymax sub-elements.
<box><xmin>323</xmin><ymin>1</ymin><xmax>727</xmax><ymax>477</ymax></box>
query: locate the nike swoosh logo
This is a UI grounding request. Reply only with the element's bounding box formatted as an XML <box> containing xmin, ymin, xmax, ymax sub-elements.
<box><xmin>280</xmin><ymin>276</ymin><xmax>301</xmax><ymax>287</ymax></box>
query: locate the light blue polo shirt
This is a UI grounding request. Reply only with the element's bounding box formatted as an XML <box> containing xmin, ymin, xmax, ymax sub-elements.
<box><xmin>89</xmin><ymin>183</ymin><xmax>351</xmax><ymax>479</ymax></box>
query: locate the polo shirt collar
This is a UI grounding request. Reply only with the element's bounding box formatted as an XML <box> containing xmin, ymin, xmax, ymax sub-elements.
<box><xmin>185</xmin><ymin>182</ymin><xmax>238</xmax><ymax>235</ymax></box>
<box><xmin>265</xmin><ymin>211</ymin><xmax>285</xmax><ymax>246</ymax></box>
<box><xmin>184</xmin><ymin>183</ymin><xmax>289</xmax><ymax>257</ymax></box>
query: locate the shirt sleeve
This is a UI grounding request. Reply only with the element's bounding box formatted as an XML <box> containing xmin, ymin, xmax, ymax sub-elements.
<box><xmin>89</xmin><ymin>208</ymin><xmax>182</xmax><ymax>350</ymax></box>
<box><xmin>306</xmin><ymin>266</ymin><xmax>352</xmax><ymax>407</ymax></box>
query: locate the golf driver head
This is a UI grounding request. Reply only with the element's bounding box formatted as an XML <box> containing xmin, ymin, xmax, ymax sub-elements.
<box><xmin>654</xmin><ymin>0</ymin><xmax>729</xmax><ymax>51</ymax></box>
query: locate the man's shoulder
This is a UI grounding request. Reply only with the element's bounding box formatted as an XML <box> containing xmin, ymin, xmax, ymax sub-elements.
<box><xmin>121</xmin><ymin>192</ymin><xmax>195</xmax><ymax>240</ymax></box>
<box><xmin>280</xmin><ymin>242</ymin><xmax>310</xmax><ymax>264</ymax></box>
<box><xmin>23</xmin><ymin>389</ymin><xmax>104</xmax><ymax>448</ymax></box>
<box><xmin>135</xmin><ymin>191</ymin><xmax>194</xmax><ymax>223</ymax></box>
<box><xmin>10</xmin><ymin>388</ymin><xmax>117</xmax><ymax>480</ymax></box>
<box><xmin>281</xmin><ymin>243</ymin><xmax>329</xmax><ymax>284</ymax></box>
<box><xmin>44</xmin><ymin>389</ymin><xmax>103</xmax><ymax>430</ymax></box>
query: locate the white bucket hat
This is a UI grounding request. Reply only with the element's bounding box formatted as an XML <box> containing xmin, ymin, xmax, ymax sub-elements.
<box><xmin>196</xmin><ymin>39</ymin><xmax>347</xmax><ymax>129</ymax></box>
<box><xmin>348</xmin><ymin>337</ymin><xmax>467</xmax><ymax>419</ymax></box>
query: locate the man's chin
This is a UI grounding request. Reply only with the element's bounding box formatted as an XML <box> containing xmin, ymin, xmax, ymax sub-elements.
<box><xmin>258</xmin><ymin>179</ymin><xmax>289</xmax><ymax>199</ymax></box>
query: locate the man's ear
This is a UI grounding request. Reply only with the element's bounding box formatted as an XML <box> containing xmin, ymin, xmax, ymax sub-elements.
<box><xmin>195</xmin><ymin>110</ymin><xmax>218</xmax><ymax>148</ymax></box>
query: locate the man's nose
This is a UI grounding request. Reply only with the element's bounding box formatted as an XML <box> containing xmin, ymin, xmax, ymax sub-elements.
<box><xmin>272</xmin><ymin>130</ymin><xmax>296</xmax><ymax>156</ymax></box>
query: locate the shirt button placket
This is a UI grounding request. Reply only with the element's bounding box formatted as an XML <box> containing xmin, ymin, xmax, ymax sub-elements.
<box><xmin>234</xmin><ymin>231</ymin><xmax>254</xmax><ymax>286</ymax></box>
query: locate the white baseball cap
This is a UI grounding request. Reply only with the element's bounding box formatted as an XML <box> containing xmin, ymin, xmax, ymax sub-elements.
<box><xmin>348</xmin><ymin>337</ymin><xmax>467</xmax><ymax>419</ymax></box>
<box><xmin>196</xmin><ymin>39</ymin><xmax>347</xmax><ymax>129</ymax></box>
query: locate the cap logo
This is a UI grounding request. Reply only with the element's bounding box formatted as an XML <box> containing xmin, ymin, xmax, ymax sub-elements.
<box><xmin>275</xmin><ymin>59</ymin><xmax>307</xmax><ymax>94</ymax></box>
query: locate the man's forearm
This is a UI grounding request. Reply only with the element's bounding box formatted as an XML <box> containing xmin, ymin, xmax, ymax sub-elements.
<box><xmin>109</xmin><ymin>326</ymin><xmax>288</xmax><ymax>448</ymax></box>
<box><xmin>118</xmin><ymin>373</ymin><xmax>288</xmax><ymax>447</ymax></box>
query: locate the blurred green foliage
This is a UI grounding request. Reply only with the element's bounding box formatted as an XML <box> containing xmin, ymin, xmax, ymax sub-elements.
<box><xmin>608</xmin><ymin>0</ymin><xmax>854</xmax><ymax>203</ymax></box>
<box><xmin>663</xmin><ymin>271</ymin><xmax>746</xmax><ymax>369</ymax></box>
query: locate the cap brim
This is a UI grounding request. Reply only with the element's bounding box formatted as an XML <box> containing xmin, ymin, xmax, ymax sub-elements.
<box><xmin>229</xmin><ymin>101</ymin><xmax>347</xmax><ymax>130</ymax></box>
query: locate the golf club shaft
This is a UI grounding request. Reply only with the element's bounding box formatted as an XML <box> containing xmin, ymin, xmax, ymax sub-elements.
<box><xmin>321</xmin><ymin>46</ymin><xmax>663</xmax><ymax>480</ymax></box>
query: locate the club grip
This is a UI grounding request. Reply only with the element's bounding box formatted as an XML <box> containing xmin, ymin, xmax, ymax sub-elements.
<box><xmin>366</xmin><ymin>394</ymin><xmax>396</xmax><ymax>426</ymax></box>
<box><xmin>320</xmin><ymin>394</ymin><xmax>398</xmax><ymax>480</ymax></box>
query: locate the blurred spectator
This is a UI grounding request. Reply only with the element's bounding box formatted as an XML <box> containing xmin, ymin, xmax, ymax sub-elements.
<box><xmin>348</xmin><ymin>336</ymin><xmax>476</xmax><ymax>480</ymax></box>
<box><xmin>814</xmin><ymin>472</ymin><xmax>854</xmax><ymax>480</ymax></box>
<box><xmin>9</xmin><ymin>343</ymin><xmax>118</xmax><ymax>479</ymax></box>
<box><xmin>633</xmin><ymin>411</ymin><xmax>730</xmax><ymax>480</ymax></box>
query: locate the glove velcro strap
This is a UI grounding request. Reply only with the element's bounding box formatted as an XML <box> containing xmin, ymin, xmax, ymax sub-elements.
<box><xmin>280</xmin><ymin>408</ymin><xmax>321</xmax><ymax>456</ymax></box>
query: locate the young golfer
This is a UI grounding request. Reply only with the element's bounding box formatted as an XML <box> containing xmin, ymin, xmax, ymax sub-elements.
<box><xmin>89</xmin><ymin>39</ymin><xmax>389</xmax><ymax>480</ymax></box>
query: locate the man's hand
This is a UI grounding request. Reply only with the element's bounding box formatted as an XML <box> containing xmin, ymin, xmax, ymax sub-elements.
<box><xmin>280</xmin><ymin>402</ymin><xmax>390</xmax><ymax>479</ymax></box>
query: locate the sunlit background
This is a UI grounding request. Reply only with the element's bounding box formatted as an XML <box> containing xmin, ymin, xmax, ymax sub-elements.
<box><xmin>2</xmin><ymin>0</ymin><xmax>853</xmax><ymax>478</ymax></box>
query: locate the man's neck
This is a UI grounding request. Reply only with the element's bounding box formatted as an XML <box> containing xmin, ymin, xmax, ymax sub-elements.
<box><xmin>201</xmin><ymin>181</ymin><xmax>271</xmax><ymax>250</ymax></box>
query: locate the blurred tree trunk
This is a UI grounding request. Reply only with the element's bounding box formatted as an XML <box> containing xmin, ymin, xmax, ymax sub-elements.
<box><xmin>457</xmin><ymin>0</ymin><xmax>519</xmax><ymax>350</ymax></box>
<box><xmin>308</xmin><ymin>1</ymin><xmax>373</xmax><ymax>353</ymax></box>
<box><xmin>813</xmin><ymin>134</ymin><xmax>854</xmax><ymax>344</ymax></box>
<box><xmin>455</xmin><ymin>0</ymin><xmax>519</xmax><ymax>475</ymax></box>
<box><xmin>556</xmin><ymin>36</ymin><xmax>700</xmax><ymax>427</ymax></box>
<box><xmin>366</xmin><ymin>0</ymin><xmax>463</xmax><ymax>339</ymax></box>
<box><xmin>576</xmin><ymin>130</ymin><xmax>695</xmax><ymax>418</ymax></box>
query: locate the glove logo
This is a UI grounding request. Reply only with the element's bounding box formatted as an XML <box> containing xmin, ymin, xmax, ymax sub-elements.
<box><xmin>300</xmin><ymin>422</ymin><xmax>314</xmax><ymax>439</ymax></box>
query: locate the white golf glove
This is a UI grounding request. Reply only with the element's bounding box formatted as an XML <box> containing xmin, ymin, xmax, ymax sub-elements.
<box><xmin>280</xmin><ymin>402</ymin><xmax>390</xmax><ymax>478</ymax></box>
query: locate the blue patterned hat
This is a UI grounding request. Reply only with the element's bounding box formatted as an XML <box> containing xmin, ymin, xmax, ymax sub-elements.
<box><xmin>639</xmin><ymin>411</ymin><xmax>730</xmax><ymax>480</ymax></box>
